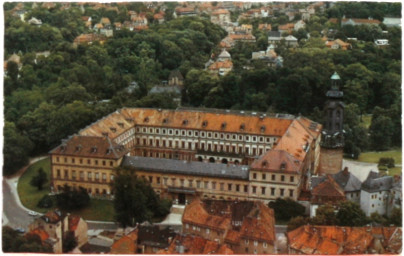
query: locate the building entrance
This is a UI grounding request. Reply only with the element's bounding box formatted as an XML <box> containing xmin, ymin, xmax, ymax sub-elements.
<box><xmin>178</xmin><ymin>193</ymin><xmax>186</xmax><ymax>205</ymax></box>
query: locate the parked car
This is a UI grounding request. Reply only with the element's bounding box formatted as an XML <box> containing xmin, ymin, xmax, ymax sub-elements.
<box><xmin>28</xmin><ymin>211</ymin><xmax>38</xmax><ymax>216</ymax></box>
<box><xmin>15</xmin><ymin>227</ymin><xmax>25</xmax><ymax>233</ymax></box>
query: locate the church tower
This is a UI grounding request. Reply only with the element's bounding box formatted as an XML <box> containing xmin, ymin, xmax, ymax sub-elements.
<box><xmin>318</xmin><ymin>72</ymin><xmax>344</xmax><ymax>174</ymax></box>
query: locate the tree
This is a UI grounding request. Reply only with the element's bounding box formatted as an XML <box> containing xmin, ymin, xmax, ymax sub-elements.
<box><xmin>30</xmin><ymin>168</ymin><xmax>48</xmax><ymax>190</ymax></box>
<box><xmin>388</xmin><ymin>207</ymin><xmax>402</xmax><ymax>226</ymax></box>
<box><xmin>3</xmin><ymin>122</ymin><xmax>33</xmax><ymax>176</ymax></box>
<box><xmin>369</xmin><ymin>115</ymin><xmax>394</xmax><ymax>150</ymax></box>
<box><xmin>112</xmin><ymin>167</ymin><xmax>171</xmax><ymax>227</ymax></box>
<box><xmin>287</xmin><ymin>216</ymin><xmax>310</xmax><ymax>231</ymax></box>
<box><xmin>2</xmin><ymin>226</ymin><xmax>52</xmax><ymax>253</ymax></box>
<box><xmin>311</xmin><ymin>204</ymin><xmax>338</xmax><ymax>225</ymax></box>
<box><xmin>336</xmin><ymin>201</ymin><xmax>368</xmax><ymax>226</ymax></box>
<box><xmin>62</xmin><ymin>231</ymin><xmax>78</xmax><ymax>253</ymax></box>
<box><xmin>56</xmin><ymin>186</ymin><xmax>90</xmax><ymax>211</ymax></box>
<box><xmin>268</xmin><ymin>198</ymin><xmax>306</xmax><ymax>221</ymax></box>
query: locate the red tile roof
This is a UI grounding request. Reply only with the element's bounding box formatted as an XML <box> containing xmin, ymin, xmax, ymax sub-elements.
<box><xmin>288</xmin><ymin>225</ymin><xmax>402</xmax><ymax>254</ymax></box>
<box><xmin>311</xmin><ymin>175</ymin><xmax>346</xmax><ymax>203</ymax></box>
<box><xmin>208</xmin><ymin>59</ymin><xmax>233</xmax><ymax>70</ymax></box>
<box><xmin>27</xmin><ymin>228</ymin><xmax>50</xmax><ymax>242</ymax></box>
<box><xmin>158</xmin><ymin>234</ymin><xmax>234</xmax><ymax>254</ymax></box>
<box><xmin>111</xmin><ymin>229</ymin><xmax>138</xmax><ymax>254</ymax></box>
<box><xmin>49</xmin><ymin>135</ymin><xmax>127</xmax><ymax>159</ymax></box>
<box><xmin>212</xmin><ymin>9</ymin><xmax>230</xmax><ymax>15</ymax></box>
<box><xmin>278</xmin><ymin>23</ymin><xmax>294</xmax><ymax>30</ymax></box>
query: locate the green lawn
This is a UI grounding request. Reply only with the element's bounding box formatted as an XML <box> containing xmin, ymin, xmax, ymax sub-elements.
<box><xmin>17</xmin><ymin>158</ymin><xmax>52</xmax><ymax>213</ymax></box>
<box><xmin>17</xmin><ymin>157</ymin><xmax>116</xmax><ymax>221</ymax></box>
<box><xmin>357</xmin><ymin>149</ymin><xmax>402</xmax><ymax>176</ymax></box>
<box><xmin>358</xmin><ymin>150</ymin><xmax>402</xmax><ymax>165</ymax></box>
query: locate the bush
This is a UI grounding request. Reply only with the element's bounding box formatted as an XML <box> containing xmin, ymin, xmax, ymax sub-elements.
<box><xmin>268</xmin><ymin>198</ymin><xmax>306</xmax><ymax>221</ymax></box>
<box><xmin>378</xmin><ymin>157</ymin><xmax>395</xmax><ymax>168</ymax></box>
<box><xmin>37</xmin><ymin>195</ymin><xmax>53</xmax><ymax>208</ymax></box>
<box><xmin>56</xmin><ymin>186</ymin><xmax>90</xmax><ymax>211</ymax></box>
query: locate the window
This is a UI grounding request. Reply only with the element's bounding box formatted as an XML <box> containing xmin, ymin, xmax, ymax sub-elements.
<box><xmin>261</xmin><ymin>187</ymin><xmax>266</xmax><ymax>195</ymax></box>
<box><xmin>149</xmin><ymin>176</ymin><xmax>153</xmax><ymax>183</ymax></box>
<box><xmin>87</xmin><ymin>172</ymin><xmax>92</xmax><ymax>180</ymax></box>
<box><xmin>186</xmin><ymin>224</ymin><xmax>189</xmax><ymax>229</ymax></box>
<box><xmin>163</xmin><ymin>177</ymin><xmax>168</xmax><ymax>186</ymax></box>
<box><xmin>271</xmin><ymin>188</ymin><xmax>275</xmax><ymax>196</ymax></box>
<box><xmin>180</xmin><ymin>179</ymin><xmax>184</xmax><ymax>187</ymax></box>
<box><xmin>252</xmin><ymin>186</ymin><xmax>257</xmax><ymax>194</ymax></box>
<box><xmin>220</xmin><ymin>183</ymin><xmax>224</xmax><ymax>191</ymax></box>
<box><xmin>289</xmin><ymin>189</ymin><xmax>294</xmax><ymax>197</ymax></box>
<box><xmin>64</xmin><ymin>158</ymin><xmax>67</xmax><ymax>163</ymax></box>
<box><xmin>281</xmin><ymin>175</ymin><xmax>285</xmax><ymax>182</ymax></box>
<box><xmin>245</xmin><ymin>239</ymin><xmax>249</xmax><ymax>245</ymax></box>
<box><xmin>72</xmin><ymin>158</ymin><xmax>75</xmax><ymax>164</ymax></box>
<box><xmin>80</xmin><ymin>171</ymin><xmax>84</xmax><ymax>180</ymax></box>
<box><xmin>262</xmin><ymin>174</ymin><xmax>266</xmax><ymax>180</ymax></box>
<box><xmin>72</xmin><ymin>171</ymin><xmax>76</xmax><ymax>180</ymax></box>
<box><xmin>87</xmin><ymin>159</ymin><xmax>91</xmax><ymax>164</ymax></box>
<box><xmin>171</xmin><ymin>178</ymin><xmax>176</xmax><ymax>186</ymax></box>
<box><xmin>197</xmin><ymin>180</ymin><xmax>201</xmax><ymax>188</ymax></box>
<box><xmin>271</xmin><ymin>174</ymin><xmax>275</xmax><ymax>181</ymax></box>
<box><xmin>204</xmin><ymin>181</ymin><xmax>209</xmax><ymax>189</ymax></box>
<box><xmin>157</xmin><ymin>177</ymin><xmax>160</xmax><ymax>184</ymax></box>
<box><xmin>280</xmin><ymin>188</ymin><xmax>284</xmax><ymax>196</ymax></box>
<box><xmin>244</xmin><ymin>185</ymin><xmax>248</xmax><ymax>193</ymax></box>
<box><xmin>236</xmin><ymin>184</ymin><xmax>240</xmax><ymax>192</ymax></box>
<box><xmin>189</xmin><ymin>180</ymin><xmax>193</xmax><ymax>187</ymax></box>
<box><xmin>95</xmin><ymin>173</ymin><xmax>99</xmax><ymax>180</ymax></box>
<box><xmin>102</xmin><ymin>173</ymin><xmax>107</xmax><ymax>181</ymax></box>
<box><xmin>254</xmin><ymin>240</ymin><xmax>258</xmax><ymax>246</ymax></box>
<box><xmin>228</xmin><ymin>184</ymin><xmax>232</xmax><ymax>191</ymax></box>
<box><xmin>212</xmin><ymin>182</ymin><xmax>216</xmax><ymax>190</ymax></box>
<box><xmin>206</xmin><ymin>228</ymin><xmax>210</xmax><ymax>234</ymax></box>
<box><xmin>263</xmin><ymin>242</ymin><xmax>267</xmax><ymax>248</ymax></box>
<box><xmin>95</xmin><ymin>160</ymin><xmax>98</xmax><ymax>165</ymax></box>
<box><xmin>290</xmin><ymin>176</ymin><xmax>294</xmax><ymax>182</ymax></box>
<box><xmin>56</xmin><ymin>157</ymin><xmax>60</xmax><ymax>162</ymax></box>
<box><xmin>56</xmin><ymin>169</ymin><xmax>61</xmax><ymax>178</ymax></box>
<box><xmin>253</xmin><ymin>173</ymin><xmax>257</xmax><ymax>179</ymax></box>
<box><xmin>111</xmin><ymin>175</ymin><xmax>114</xmax><ymax>181</ymax></box>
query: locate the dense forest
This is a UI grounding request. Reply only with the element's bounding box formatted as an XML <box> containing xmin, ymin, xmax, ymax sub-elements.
<box><xmin>3</xmin><ymin>2</ymin><xmax>401</xmax><ymax>175</ymax></box>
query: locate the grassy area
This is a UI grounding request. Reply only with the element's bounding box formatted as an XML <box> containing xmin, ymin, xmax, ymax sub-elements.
<box><xmin>17</xmin><ymin>158</ymin><xmax>52</xmax><ymax>213</ymax></box>
<box><xmin>358</xmin><ymin>150</ymin><xmax>402</xmax><ymax>165</ymax></box>
<box><xmin>17</xmin><ymin>157</ymin><xmax>116</xmax><ymax>221</ymax></box>
<box><xmin>359</xmin><ymin>114</ymin><xmax>372</xmax><ymax>129</ymax></box>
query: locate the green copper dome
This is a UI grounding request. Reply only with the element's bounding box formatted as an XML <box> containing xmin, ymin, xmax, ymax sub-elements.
<box><xmin>331</xmin><ymin>72</ymin><xmax>341</xmax><ymax>80</ymax></box>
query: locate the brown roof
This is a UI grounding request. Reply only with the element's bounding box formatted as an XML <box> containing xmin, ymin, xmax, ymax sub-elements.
<box><xmin>251</xmin><ymin>149</ymin><xmax>302</xmax><ymax>174</ymax></box>
<box><xmin>212</xmin><ymin>9</ymin><xmax>230</xmax><ymax>15</ymax></box>
<box><xmin>288</xmin><ymin>225</ymin><xmax>402</xmax><ymax>254</ymax></box>
<box><xmin>208</xmin><ymin>60</ymin><xmax>233</xmax><ymax>70</ymax></box>
<box><xmin>41</xmin><ymin>209</ymin><xmax>65</xmax><ymax>224</ymax></box>
<box><xmin>100</xmin><ymin>17</ymin><xmax>111</xmax><ymax>24</ymax></box>
<box><xmin>159</xmin><ymin>234</ymin><xmax>234</xmax><ymax>254</ymax></box>
<box><xmin>278</xmin><ymin>23</ymin><xmax>294</xmax><ymax>30</ymax></box>
<box><xmin>258</xmin><ymin>23</ymin><xmax>272</xmax><ymax>30</ymax></box>
<box><xmin>49</xmin><ymin>135</ymin><xmax>127</xmax><ymax>159</ymax></box>
<box><xmin>311</xmin><ymin>175</ymin><xmax>346</xmax><ymax>203</ymax></box>
<box><xmin>110</xmin><ymin>229</ymin><xmax>138</xmax><ymax>254</ymax></box>
<box><xmin>118</xmin><ymin>108</ymin><xmax>293</xmax><ymax>137</ymax></box>
<box><xmin>228</xmin><ymin>34</ymin><xmax>256</xmax><ymax>41</ymax></box>
<box><xmin>182</xmin><ymin>199</ymin><xmax>231</xmax><ymax>231</ymax></box>
<box><xmin>27</xmin><ymin>228</ymin><xmax>49</xmax><ymax>242</ymax></box>
<box><xmin>274</xmin><ymin>119</ymin><xmax>320</xmax><ymax>161</ymax></box>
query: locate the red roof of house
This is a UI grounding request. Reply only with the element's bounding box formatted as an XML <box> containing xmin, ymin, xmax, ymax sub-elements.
<box><xmin>251</xmin><ymin>149</ymin><xmax>302</xmax><ymax>174</ymax></box>
<box><xmin>208</xmin><ymin>60</ymin><xmax>233</xmax><ymax>70</ymax></box>
<box><xmin>288</xmin><ymin>225</ymin><xmax>402</xmax><ymax>254</ymax></box>
<box><xmin>278</xmin><ymin>23</ymin><xmax>294</xmax><ymax>30</ymax></box>
<box><xmin>212</xmin><ymin>9</ymin><xmax>230</xmax><ymax>15</ymax></box>
<box><xmin>311</xmin><ymin>175</ymin><xmax>346</xmax><ymax>203</ymax></box>
<box><xmin>111</xmin><ymin>229</ymin><xmax>138</xmax><ymax>254</ymax></box>
<box><xmin>27</xmin><ymin>228</ymin><xmax>50</xmax><ymax>242</ymax></box>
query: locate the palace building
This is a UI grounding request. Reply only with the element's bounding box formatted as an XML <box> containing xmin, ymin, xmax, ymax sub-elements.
<box><xmin>49</xmin><ymin>107</ymin><xmax>322</xmax><ymax>204</ymax></box>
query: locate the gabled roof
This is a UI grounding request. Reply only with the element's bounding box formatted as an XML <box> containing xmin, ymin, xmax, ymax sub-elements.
<box><xmin>49</xmin><ymin>135</ymin><xmax>127</xmax><ymax>159</ymax></box>
<box><xmin>288</xmin><ymin>225</ymin><xmax>402</xmax><ymax>254</ymax></box>
<box><xmin>332</xmin><ymin>167</ymin><xmax>361</xmax><ymax>192</ymax></box>
<box><xmin>311</xmin><ymin>175</ymin><xmax>346</xmax><ymax>203</ymax></box>
<box><xmin>362</xmin><ymin>172</ymin><xmax>393</xmax><ymax>193</ymax></box>
<box><xmin>208</xmin><ymin>59</ymin><xmax>233</xmax><ymax>70</ymax></box>
<box><xmin>159</xmin><ymin>234</ymin><xmax>234</xmax><ymax>254</ymax></box>
<box><xmin>110</xmin><ymin>229</ymin><xmax>138</xmax><ymax>254</ymax></box>
<box><xmin>251</xmin><ymin>149</ymin><xmax>302</xmax><ymax>174</ymax></box>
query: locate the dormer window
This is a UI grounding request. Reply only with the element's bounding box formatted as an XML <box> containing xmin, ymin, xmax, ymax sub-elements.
<box><xmin>144</xmin><ymin>117</ymin><xmax>149</xmax><ymax>123</ymax></box>
<box><xmin>92</xmin><ymin>146</ymin><xmax>97</xmax><ymax>153</ymax></box>
<box><xmin>106</xmin><ymin>147</ymin><xmax>113</xmax><ymax>154</ymax></box>
<box><xmin>163</xmin><ymin>118</ymin><xmax>169</xmax><ymax>124</ymax></box>
<box><xmin>110</xmin><ymin>127</ymin><xmax>117</xmax><ymax>133</ymax></box>
<box><xmin>117</xmin><ymin>122</ymin><xmax>124</xmax><ymax>128</ymax></box>
<box><xmin>125</xmin><ymin>118</ymin><xmax>134</xmax><ymax>123</ymax></box>
<box><xmin>260</xmin><ymin>126</ymin><xmax>266</xmax><ymax>132</ymax></box>
<box><xmin>102</xmin><ymin>132</ymin><xmax>108</xmax><ymax>137</ymax></box>
<box><xmin>262</xmin><ymin>160</ymin><xmax>268</xmax><ymax>168</ymax></box>
<box><xmin>221</xmin><ymin>122</ymin><xmax>227</xmax><ymax>130</ymax></box>
<box><xmin>280</xmin><ymin>162</ymin><xmax>286</xmax><ymax>170</ymax></box>
<box><xmin>240</xmin><ymin>123</ymin><xmax>245</xmax><ymax>131</ymax></box>
<box><xmin>75</xmin><ymin>145</ymin><xmax>82</xmax><ymax>152</ymax></box>
<box><xmin>182</xmin><ymin>119</ymin><xmax>188</xmax><ymax>125</ymax></box>
<box><xmin>202</xmin><ymin>121</ymin><xmax>208</xmax><ymax>128</ymax></box>
<box><xmin>60</xmin><ymin>145</ymin><xmax>66</xmax><ymax>151</ymax></box>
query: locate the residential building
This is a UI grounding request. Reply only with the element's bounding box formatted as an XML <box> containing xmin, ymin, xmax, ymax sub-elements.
<box><xmin>182</xmin><ymin>199</ymin><xmax>276</xmax><ymax>254</ymax></box>
<box><xmin>258</xmin><ymin>23</ymin><xmax>272</xmax><ymax>32</ymax></box>
<box><xmin>268</xmin><ymin>31</ymin><xmax>282</xmax><ymax>45</ymax></box>
<box><xmin>153</xmin><ymin>11</ymin><xmax>165</xmax><ymax>24</ymax></box>
<box><xmin>28</xmin><ymin>17</ymin><xmax>42</xmax><ymax>26</ymax></box>
<box><xmin>73</xmin><ymin>33</ymin><xmax>106</xmax><ymax>46</ymax></box>
<box><xmin>28</xmin><ymin>210</ymin><xmax>88</xmax><ymax>253</ymax></box>
<box><xmin>50</xmin><ymin>107</ymin><xmax>321</xmax><ymax>203</ymax></box>
<box><xmin>284</xmin><ymin>35</ymin><xmax>298</xmax><ymax>47</ymax></box>
<box><xmin>288</xmin><ymin>225</ymin><xmax>402</xmax><ymax>254</ymax></box>
<box><xmin>210</xmin><ymin>9</ymin><xmax>231</xmax><ymax>25</ymax></box>
<box><xmin>159</xmin><ymin>234</ymin><xmax>233</xmax><ymax>254</ymax></box>
<box><xmin>207</xmin><ymin>49</ymin><xmax>234</xmax><ymax>76</ymax></box>
<box><xmin>294</xmin><ymin>20</ymin><xmax>306</xmax><ymax>31</ymax></box>
<box><xmin>168</xmin><ymin>70</ymin><xmax>184</xmax><ymax>87</ymax></box>
<box><xmin>326</xmin><ymin>39</ymin><xmax>352</xmax><ymax>50</ymax></box>
<box><xmin>111</xmin><ymin>225</ymin><xmax>176</xmax><ymax>254</ymax></box>
<box><xmin>278</xmin><ymin>23</ymin><xmax>294</xmax><ymax>34</ymax></box>
<box><xmin>174</xmin><ymin>7</ymin><xmax>197</xmax><ymax>17</ymax></box>
<box><xmin>360</xmin><ymin>172</ymin><xmax>394</xmax><ymax>216</ymax></box>
<box><xmin>251</xmin><ymin>45</ymin><xmax>282</xmax><ymax>67</ymax></box>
